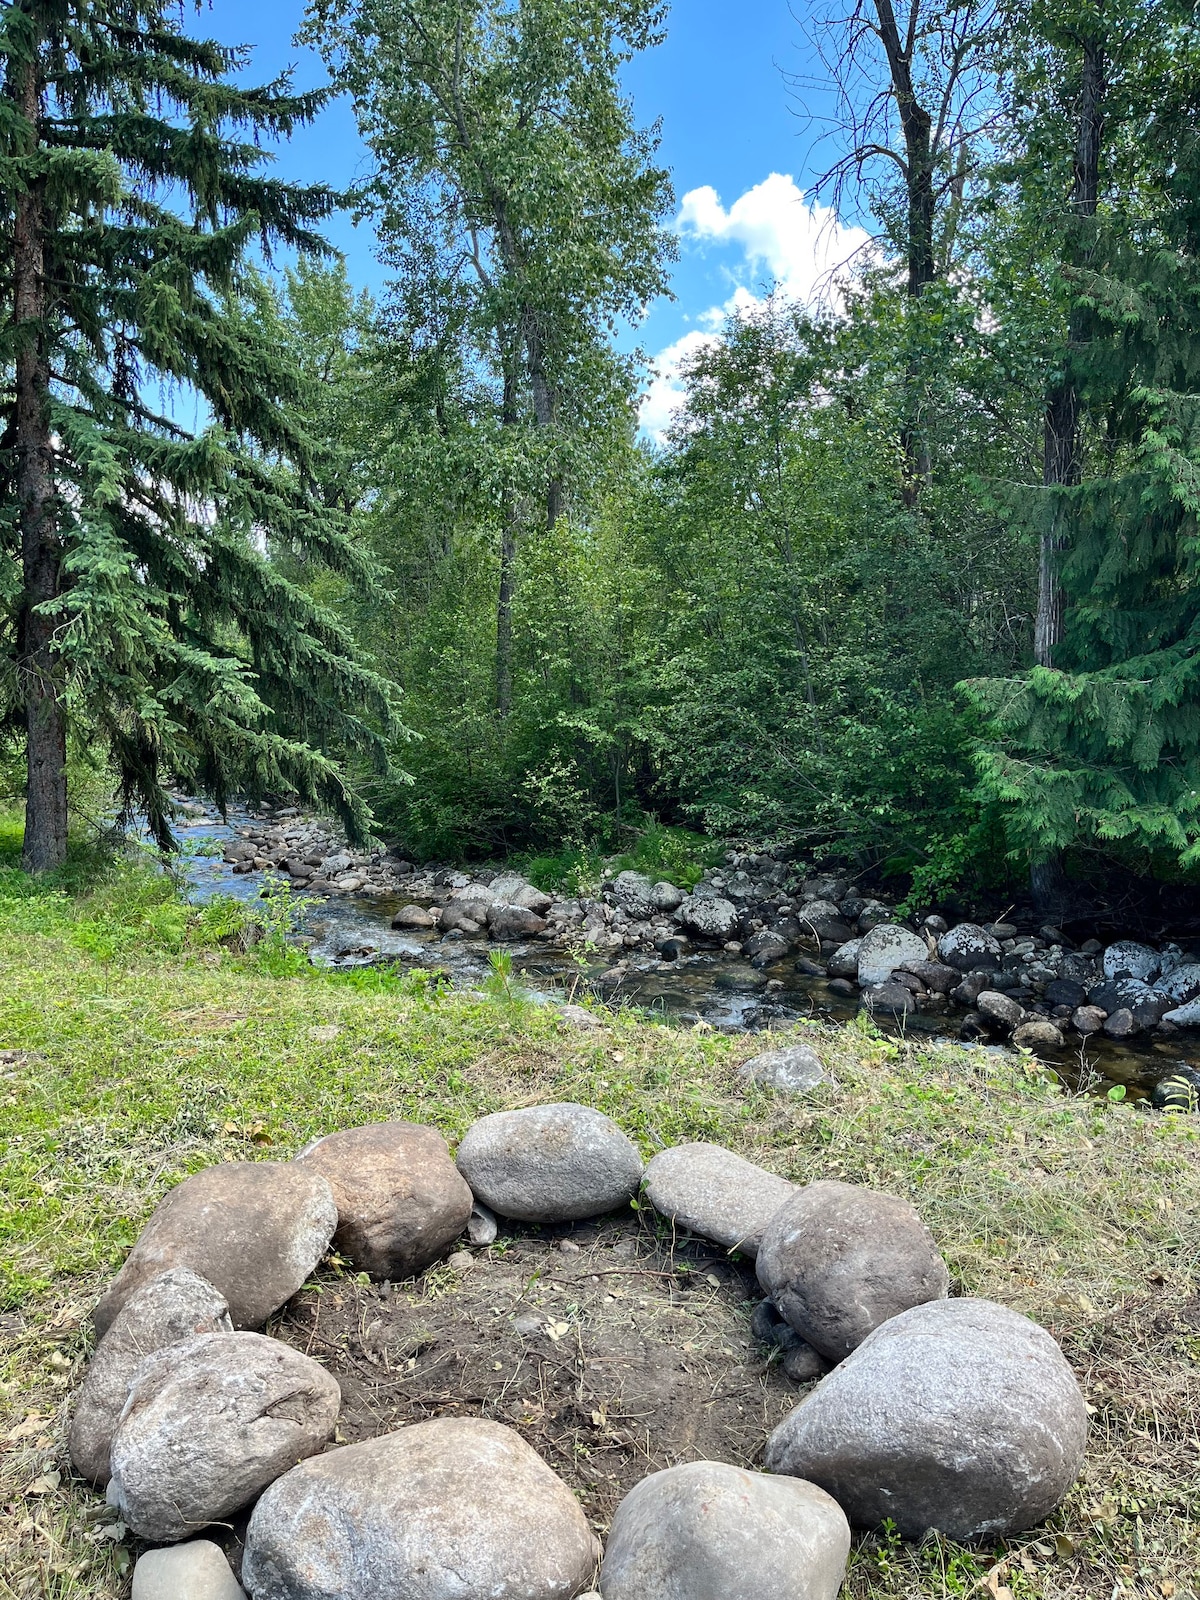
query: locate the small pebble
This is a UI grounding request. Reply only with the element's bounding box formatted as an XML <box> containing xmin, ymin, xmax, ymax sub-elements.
<box><xmin>447</xmin><ymin>1250</ymin><xmax>474</xmax><ymax>1272</ymax></box>
<box><xmin>557</xmin><ymin>1238</ymin><xmax>581</xmax><ymax>1254</ymax></box>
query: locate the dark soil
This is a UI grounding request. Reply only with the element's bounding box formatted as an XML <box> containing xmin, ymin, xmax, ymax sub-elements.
<box><xmin>274</xmin><ymin>1211</ymin><xmax>805</xmax><ymax>1534</ymax></box>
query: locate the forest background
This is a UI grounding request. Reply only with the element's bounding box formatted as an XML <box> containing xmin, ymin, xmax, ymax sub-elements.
<box><xmin>4</xmin><ymin>0</ymin><xmax>1200</xmax><ymax>912</ymax></box>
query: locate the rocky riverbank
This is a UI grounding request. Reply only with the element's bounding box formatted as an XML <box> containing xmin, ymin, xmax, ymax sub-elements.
<box><xmin>213</xmin><ymin>806</ymin><xmax>1200</xmax><ymax>1089</ymax></box>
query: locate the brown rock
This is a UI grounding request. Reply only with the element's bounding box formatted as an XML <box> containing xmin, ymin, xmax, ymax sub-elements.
<box><xmin>392</xmin><ymin>904</ymin><xmax>438</xmax><ymax>929</ymax></box>
<box><xmin>1072</xmin><ymin>1004</ymin><xmax>1107</xmax><ymax>1035</ymax></box>
<box><xmin>297</xmin><ymin>1122</ymin><xmax>473</xmax><ymax>1279</ymax></box>
<box><xmin>93</xmin><ymin>1163</ymin><xmax>337</xmax><ymax>1337</ymax></box>
<box><xmin>757</xmin><ymin>1180</ymin><xmax>949</xmax><ymax>1361</ymax></box>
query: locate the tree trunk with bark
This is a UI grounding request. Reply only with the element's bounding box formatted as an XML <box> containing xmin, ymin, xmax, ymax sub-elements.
<box><xmin>12</xmin><ymin>43</ymin><xmax>68</xmax><ymax>873</ymax></box>
<box><xmin>873</xmin><ymin>0</ymin><xmax>936</xmax><ymax>504</ymax></box>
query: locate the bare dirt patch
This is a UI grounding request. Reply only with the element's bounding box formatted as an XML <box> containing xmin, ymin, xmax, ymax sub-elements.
<box><xmin>275</xmin><ymin>1211</ymin><xmax>803</xmax><ymax>1534</ymax></box>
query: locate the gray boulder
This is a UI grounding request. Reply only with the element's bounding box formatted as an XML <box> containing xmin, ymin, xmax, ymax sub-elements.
<box><xmin>242</xmin><ymin>1417</ymin><xmax>601</xmax><ymax>1600</ymax></box>
<box><xmin>108</xmin><ymin>1332</ymin><xmax>340</xmax><ymax>1542</ymax></box>
<box><xmin>613</xmin><ymin>871</ymin><xmax>656</xmax><ymax>919</ymax></box>
<box><xmin>1160</xmin><ymin>963</ymin><xmax>1200</xmax><ymax>1004</ymax></box>
<box><xmin>737</xmin><ymin>1043</ymin><xmax>828</xmax><ymax>1095</ymax></box>
<box><xmin>297</xmin><ymin>1121</ymin><xmax>472</xmax><ymax>1280</ymax></box>
<box><xmin>132</xmin><ymin>1540</ymin><xmax>245</xmax><ymax>1600</ymax></box>
<box><xmin>1073</xmin><ymin>1004</ymin><xmax>1107</xmax><ymax>1035</ymax></box>
<box><xmin>677</xmin><ymin>894</ymin><xmax>739</xmax><ymax>942</ymax></box>
<box><xmin>765</xmin><ymin>1298</ymin><xmax>1088</xmax><ymax>1541</ymax></box>
<box><xmin>826</xmin><ymin>938</ymin><xmax>862</xmax><ymax>979</ymax></box>
<box><xmin>855</xmin><ymin>900</ymin><xmax>894</xmax><ymax>932</ymax></box>
<box><xmin>937</xmin><ymin>923</ymin><xmax>1002</xmax><ymax>972</ymax></box>
<box><xmin>392</xmin><ymin>904</ymin><xmax>438</xmax><ymax>929</ymax></box>
<box><xmin>1103</xmin><ymin>940</ymin><xmax>1160</xmax><ymax>982</ymax></box>
<box><xmin>744</xmin><ymin>929</ymin><xmax>791</xmax><ymax>967</ymax></box>
<box><xmin>861</xmin><ymin>980</ymin><xmax>915</xmax><ymax>1018</ymax></box>
<box><xmin>756</xmin><ymin>1180</ymin><xmax>949</xmax><ymax>1361</ymax></box>
<box><xmin>487</xmin><ymin>903</ymin><xmax>548</xmax><ymax>940</ymax></box>
<box><xmin>642</xmin><ymin>1143</ymin><xmax>794</xmax><ymax>1258</ymax></box>
<box><xmin>488</xmin><ymin>872</ymin><xmax>534</xmax><ymax>904</ymax></box>
<box><xmin>1165</xmin><ymin>997</ymin><xmax>1200</xmax><ymax>1028</ymax></box>
<box><xmin>70</xmin><ymin>1268</ymin><xmax>232</xmax><ymax>1486</ymax></box>
<box><xmin>93</xmin><ymin>1162</ymin><xmax>337</xmax><ymax>1337</ymax></box>
<box><xmin>977</xmin><ymin>989</ymin><xmax>1024</xmax><ymax>1033</ymax></box>
<box><xmin>650</xmin><ymin>881</ymin><xmax>684</xmax><ymax>913</ymax></box>
<box><xmin>1012</xmin><ymin>1020</ymin><xmax>1066</xmax><ymax>1053</ymax></box>
<box><xmin>599</xmin><ymin>1460</ymin><xmax>850</xmax><ymax>1600</ymax></box>
<box><xmin>856</xmin><ymin>924</ymin><xmax>927</xmax><ymax>986</ymax></box>
<box><xmin>899</xmin><ymin>959</ymin><xmax>959</xmax><ymax>994</ymax></box>
<box><xmin>456</xmin><ymin>1103</ymin><xmax>643</xmax><ymax>1223</ymax></box>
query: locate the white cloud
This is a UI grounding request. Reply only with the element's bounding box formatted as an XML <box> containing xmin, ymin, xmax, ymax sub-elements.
<box><xmin>640</xmin><ymin>174</ymin><xmax>872</xmax><ymax>438</ymax></box>
<box><xmin>677</xmin><ymin>172</ymin><xmax>871</xmax><ymax>306</ymax></box>
<box><xmin>639</xmin><ymin>329</ymin><xmax>718</xmax><ymax>445</ymax></box>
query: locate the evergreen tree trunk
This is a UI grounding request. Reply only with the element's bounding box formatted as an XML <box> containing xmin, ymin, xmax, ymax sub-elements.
<box><xmin>12</xmin><ymin>43</ymin><xmax>68</xmax><ymax>873</ymax></box>
<box><xmin>1036</xmin><ymin>31</ymin><xmax>1104</xmax><ymax>670</ymax></box>
<box><xmin>874</xmin><ymin>0</ymin><xmax>936</xmax><ymax>505</ymax></box>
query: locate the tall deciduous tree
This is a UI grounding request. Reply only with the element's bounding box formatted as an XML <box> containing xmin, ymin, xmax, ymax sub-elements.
<box><xmin>0</xmin><ymin>0</ymin><xmax>398</xmax><ymax>869</ymax></box>
<box><xmin>306</xmin><ymin>0</ymin><xmax>673</xmax><ymax>715</ymax></box>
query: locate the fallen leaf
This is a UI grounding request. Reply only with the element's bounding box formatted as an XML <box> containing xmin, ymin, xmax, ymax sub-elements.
<box><xmin>26</xmin><ymin>1470</ymin><xmax>60</xmax><ymax>1496</ymax></box>
<box><xmin>1055</xmin><ymin>1534</ymin><xmax>1077</xmax><ymax>1557</ymax></box>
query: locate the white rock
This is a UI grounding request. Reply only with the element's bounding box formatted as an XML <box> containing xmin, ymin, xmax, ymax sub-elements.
<box><xmin>677</xmin><ymin>894</ymin><xmax>739</xmax><ymax>941</ymax></box>
<box><xmin>1162</xmin><ymin>997</ymin><xmax>1200</xmax><ymax>1027</ymax></box>
<box><xmin>599</xmin><ymin>1459</ymin><xmax>849</xmax><ymax>1600</ymax></box>
<box><xmin>642</xmin><ymin>1143</ymin><xmax>795</xmax><ymax>1258</ymax></box>
<box><xmin>1159</xmin><ymin>963</ymin><xmax>1200</xmax><ymax>1003</ymax></box>
<box><xmin>936</xmin><ymin>922</ymin><xmax>1002</xmax><ymax>972</ymax></box>
<box><xmin>131</xmin><ymin>1540</ymin><xmax>245</xmax><ymax>1600</ymax></box>
<box><xmin>856</xmin><ymin>924</ymin><xmax>928</xmax><ymax>986</ymax></box>
<box><xmin>242</xmin><ymin>1417</ymin><xmax>601</xmax><ymax>1600</ymax></box>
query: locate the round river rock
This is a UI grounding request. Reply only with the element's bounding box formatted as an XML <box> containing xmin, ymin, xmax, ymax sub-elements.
<box><xmin>456</xmin><ymin>1103</ymin><xmax>644</xmax><ymax>1223</ymax></box>
<box><xmin>70</xmin><ymin>1267</ymin><xmax>232</xmax><ymax>1486</ymax></box>
<box><xmin>642</xmin><ymin>1143</ymin><xmax>794</xmax><ymax>1258</ymax></box>
<box><xmin>108</xmin><ymin>1332</ymin><xmax>340</xmax><ymax>1542</ymax></box>
<box><xmin>765</xmin><ymin>1297</ymin><xmax>1088</xmax><ymax>1540</ymax></box>
<box><xmin>599</xmin><ymin>1459</ymin><xmax>850</xmax><ymax>1600</ymax></box>
<box><xmin>93</xmin><ymin>1162</ymin><xmax>338</xmax><ymax>1336</ymax></box>
<box><xmin>297</xmin><ymin>1120</ymin><xmax>473</xmax><ymax>1279</ymax></box>
<box><xmin>756</xmin><ymin>1180</ymin><xmax>949</xmax><ymax>1360</ymax></box>
<box><xmin>131</xmin><ymin>1539</ymin><xmax>246</xmax><ymax>1600</ymax></box>
<box><xmin>242</xmin><ymin>1416</ymin><xmax>601</xmax><ymax>1599</ymax></box>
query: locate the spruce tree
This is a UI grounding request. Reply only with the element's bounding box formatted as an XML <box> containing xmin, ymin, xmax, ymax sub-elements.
<box><xmin>0</xmin><ymin>0</ymin><xmax>398</xmax><ymax>870</ymax></box>
<box><xmin>965</xmin><ymin>7</ymin><xmax>1200</xmax><ymax>875</ymax></box>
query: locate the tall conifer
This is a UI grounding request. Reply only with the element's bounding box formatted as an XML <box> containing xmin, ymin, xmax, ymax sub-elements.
<box><xmin>965</xmin><ymin>7</ymin><xmax>1200</xmax><ymax>875</ymax></box>
<box><xmin>0</xmin><ymin>0</ymin><xmax>397</xmax><ymax>869</ymax></box>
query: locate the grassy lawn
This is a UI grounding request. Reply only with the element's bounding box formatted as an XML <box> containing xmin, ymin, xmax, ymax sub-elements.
<box><xmin>0</xmin><ymin>852</ymin><xmax>1196</xmax><ymax>1599</ymax></box>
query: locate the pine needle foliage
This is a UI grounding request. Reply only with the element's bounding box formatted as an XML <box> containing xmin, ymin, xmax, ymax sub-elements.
<box><xmin>0</xmin><ymin>0</ymin><xmax>401</xmax><ymax>864</ymax></box>
<box><xmin>964</xmin><ymin>10</ymin><xmax>1200</xmax><ymax>872</ymax></box>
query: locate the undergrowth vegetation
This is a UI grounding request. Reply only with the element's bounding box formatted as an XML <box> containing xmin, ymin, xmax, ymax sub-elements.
<box><xmin>0</xmin><ymin>864</ymin><xmax>1195</xmax><ymax>1598</ymax></box>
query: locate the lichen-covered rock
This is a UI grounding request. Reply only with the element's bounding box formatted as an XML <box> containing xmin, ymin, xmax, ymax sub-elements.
<box><xmin>93</xmin><ymin>1163</ymin><xmax>337</xmax><ymax>1337</ymax></box>
<box><xmin>856</xmin><ymin>924</ymin><xmax>927</xmax><ymax>986</ymax></box>
<box><xmin>108</xmin><ymin>1332</ymin><xmax>340</xmax><ymax>1542</ymax></box>
<box><xmin>677</xmin><ymin>894</ymin><xmax>739</xmax><ymax>942</ymax></box>
<box><xmin>937</xmin><ymin>923</ymin><xmax>1002</xmax><ymax>972</ymax></box>
<box><xmin>642</xmin><ymin>1143</ymin><xmax>794</xmax><ymax>1258</ymax></box>
<box><xmin>297</xmin><ymin>1121</ymin><xmax>472</xmax><ymax>1280</ymax></box>
<box><xmin>70</xmin><ymin>1268</ymin><xmax>232</xmax><ymax>1486</ymax></box>
<box><xmin>612</xmin><ymin>871</ymin><xmax>656</xmax><ymax>919</ymax></box>
<box><xmin>765</xmin><ymin>1298</ymin><xmax>1088</xmax><ymax>1541</ymax></box>
<box><xmin>457</xmin><ymin>1103</ymin><xmax>643</xmax><ymax>1223</ymax></box>
<box><xmin>826</xmin><ymin>938</ymin><xmax>862</xmax><ymax>979</ymax></box>
<box><xmin>242</xmin><ymin>1418</ymin><xmax>601</xmax><ymax>1600</ymax></box>
<box><xmin>487</xmin><ymin>903</ymin><xmax>548</xmax><ymax>940</ymax></box>
<box><xmin>1103</xmin><ymin>940</ymin><xmax>1160</xmax><ymax>982</ymax></box>
<box><xmin>599</xmin><ymin>1460</ymin><xmax>850</xmax><ymax>1600</ymax></box>
<box><xmin>1160</xmin><ymin>963</ymin><xmax>1200</xmax><ymax>1004</ymax></box>
<box><xmin>756</xmin><ymin>1180</ymin><xmax>949</xmax><ymax>1361</ymax></box>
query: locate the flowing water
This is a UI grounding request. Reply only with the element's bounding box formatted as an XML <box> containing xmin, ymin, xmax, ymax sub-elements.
<box><xmin>173</xmin><ymin>810</ymin><xmax>1195</xmax><ymax>1099</ymax></box>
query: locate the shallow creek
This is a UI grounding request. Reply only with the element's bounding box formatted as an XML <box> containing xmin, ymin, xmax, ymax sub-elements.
<box><xmin>173</xmin><ymin>813</ymin><xmax>1194</xmax><ymax>1100</ymax></box>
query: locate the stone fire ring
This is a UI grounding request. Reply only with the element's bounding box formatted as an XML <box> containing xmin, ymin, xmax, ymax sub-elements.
<box><xmin>71</xmin><ymin>1102</ymin><xmax>1088</xmax><ymax>1600</ymax></box>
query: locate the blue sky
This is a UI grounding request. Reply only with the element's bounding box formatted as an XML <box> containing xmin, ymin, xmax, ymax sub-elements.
<box><xmin>194</xmin><ymin>0</ymin><xmax>871</xmax><ymax>432</ymax></box>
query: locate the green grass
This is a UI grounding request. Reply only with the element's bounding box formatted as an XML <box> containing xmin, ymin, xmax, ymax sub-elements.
<box><xmin>523</xmin><ymin>818</ymin><xmax>724</xmax><ymax>896</ymax></box>
<box><xmin>0</xmin><ymin>855</ymin><xmax>1197</xmax><ymax>1598</ymax></box>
